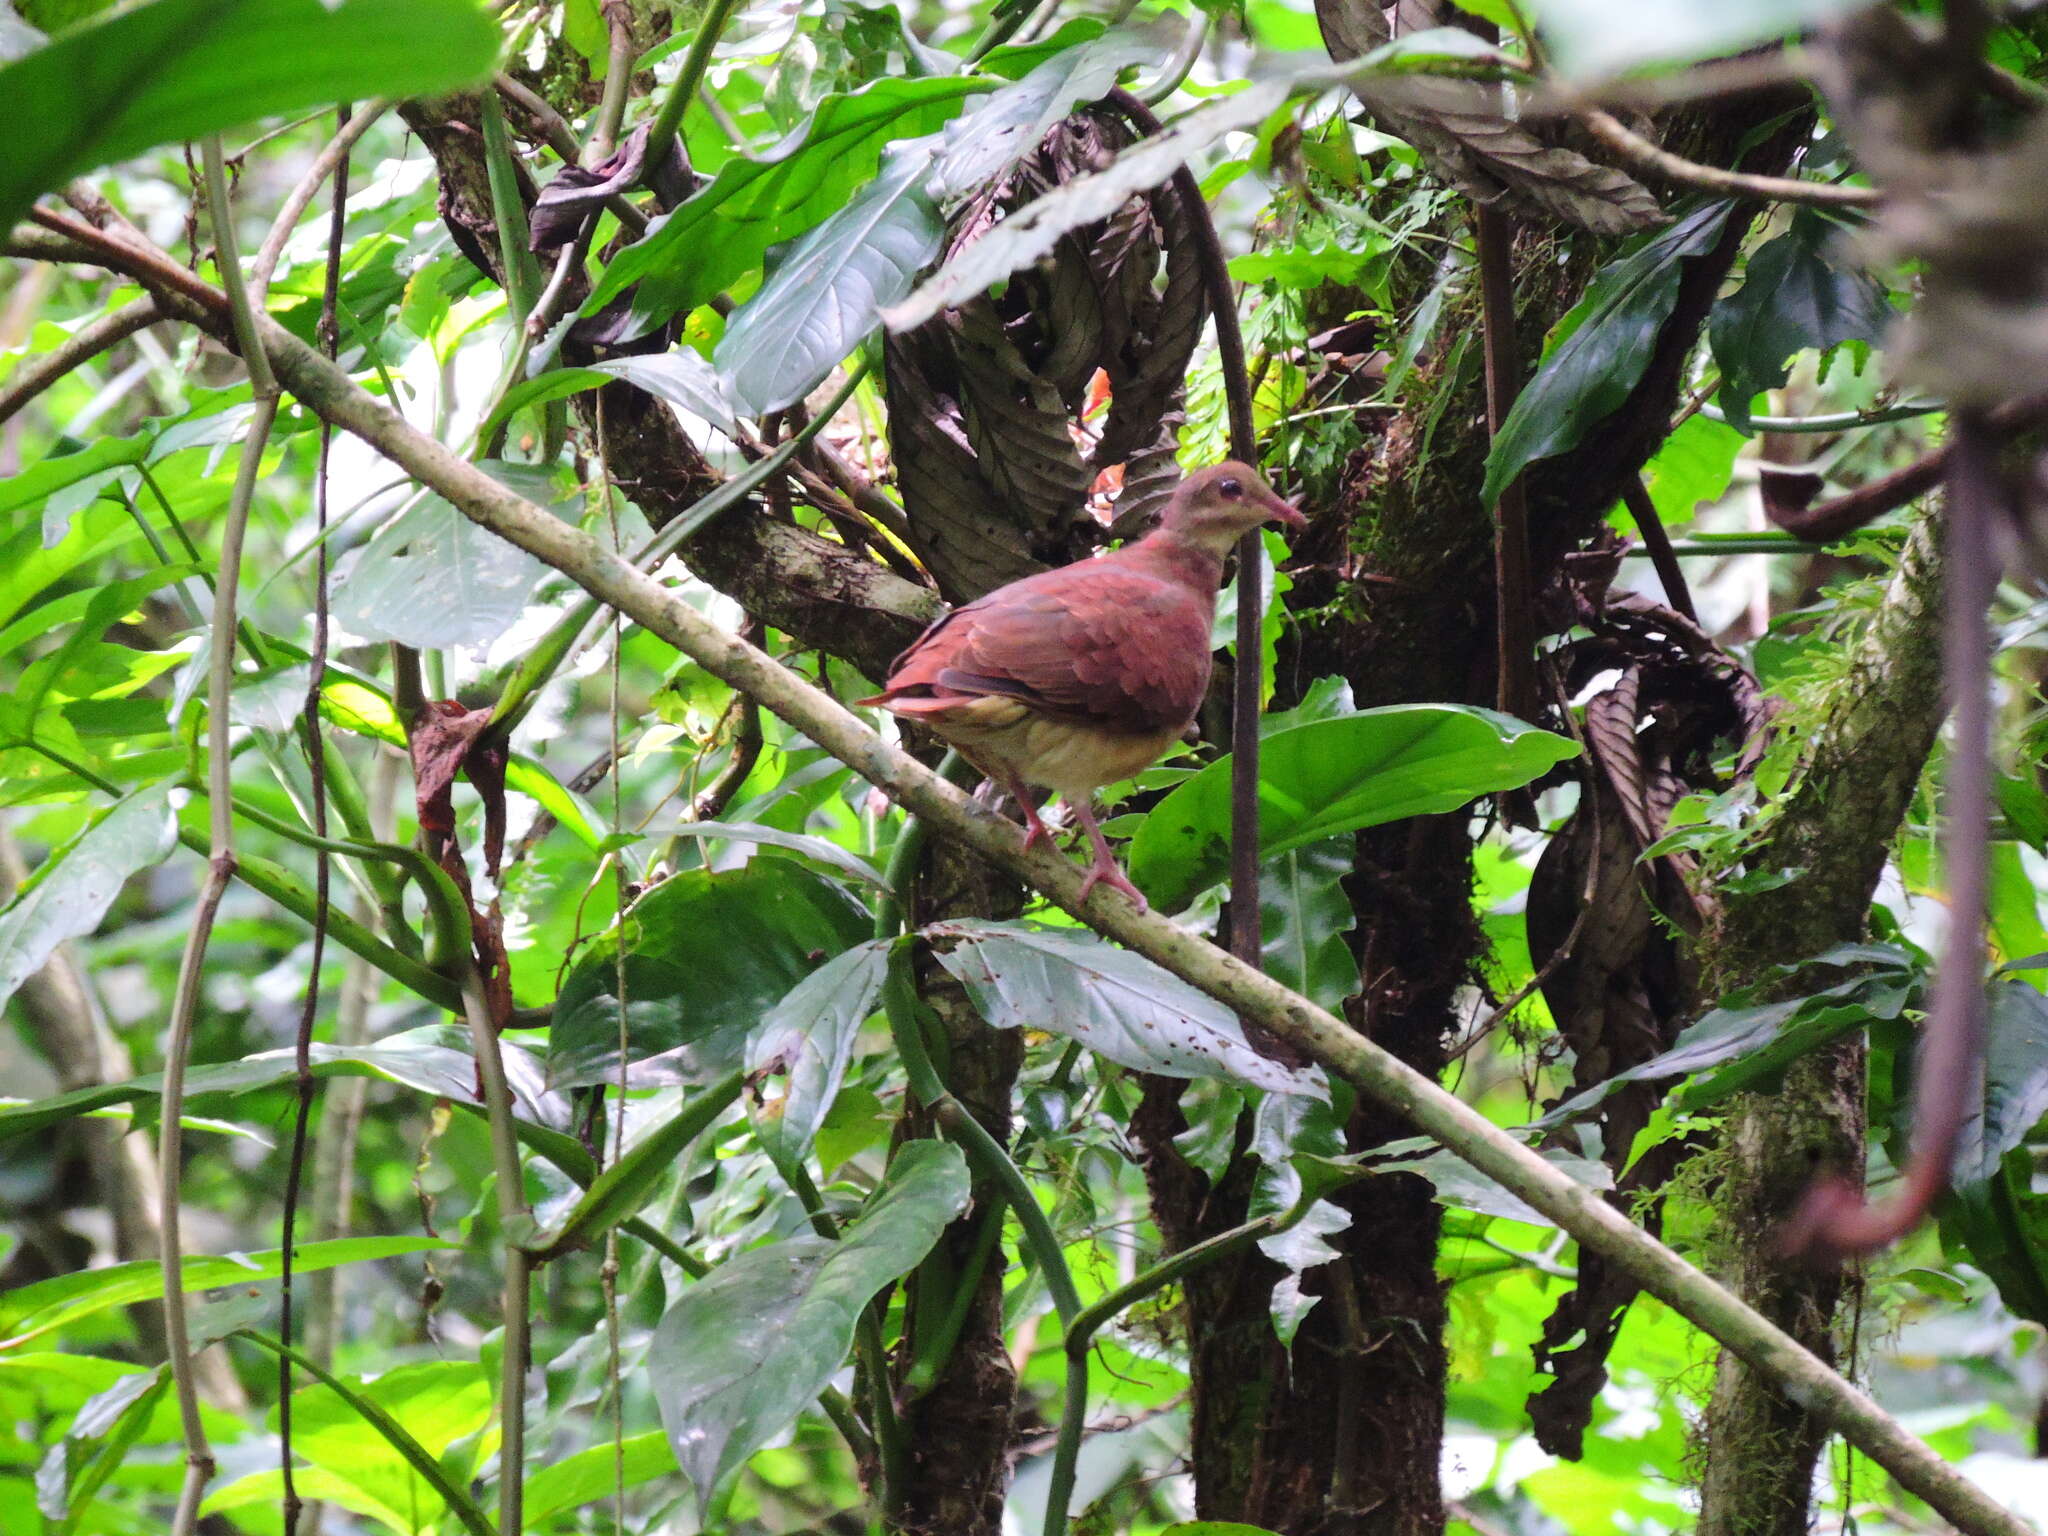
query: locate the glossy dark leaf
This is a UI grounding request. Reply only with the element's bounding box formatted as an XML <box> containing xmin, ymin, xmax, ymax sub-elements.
<box><xmin>548</xmin><ymin>863</ymin><xmax>870</xmax><ymax>1090</ymax></box>
<box><xmin>1127</xmin><ymin>705</ymin><xmax>1577</xmax><ymax>914</ymax></box>
<box><xmin>926</xmin><ymin>919</ymin><xmax>1328</xmax><ymax>1097</ymax></box>
<box><xmin>651</xmin><ymin>1139</ymin><xmax>969</xmax><ymax>1512</ymax></box>
<box><xmin>0</xmin><ymin>0</ymin><xmax>499</xmax><ymax>233</ymax></box>
<box><xmin>1709</xmin><ymin>211</ymin><xmax>1891</xmax><ymax>431</ymax></box>
<box><xmin>1482</xmin><ymin>200</ymin><xmax>1735</xmax><ymax>506</ymax></box>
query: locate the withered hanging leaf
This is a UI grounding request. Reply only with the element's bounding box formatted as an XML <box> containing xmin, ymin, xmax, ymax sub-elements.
<box><xmin>1315</xmin><ymin>0</ymin><xmax>1663</xmax><ymax>237</ymax></box>
<box><xmin>530</xmin><ymin>123</ymin><xmax>698</xmax><ymax>254</ymax></box>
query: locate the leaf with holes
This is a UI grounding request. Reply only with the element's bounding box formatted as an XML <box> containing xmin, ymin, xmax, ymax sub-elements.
<box><xmin>652</xmin><ymin>1140</ymin><xmax>969</xmax><ymax>1513</ymax></box>
<box><xmin>548</xmin><ymin>862</ymin><xmax>870</xmax><ymax>1090</ymax></box>
<box><xmin>926</xmin><ymin>919</ymin><xmax>1328</xmax><ymax>1097</ymax></box>
<box><xmin>1709</xmin><ymin>211</ymin><xmax>1892</xmax><ymax>431</ymax></box>
<box><xmin>746</xmin><ymin>940</ymin><xmax>892</xmax><ymax>1163</ymax></box>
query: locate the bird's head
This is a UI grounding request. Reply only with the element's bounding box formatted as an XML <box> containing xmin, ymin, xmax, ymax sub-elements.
<box><xmin>1161</xmin><ymin>462</ymin><xmax>1308</xmax><ymax>556</ymax></box>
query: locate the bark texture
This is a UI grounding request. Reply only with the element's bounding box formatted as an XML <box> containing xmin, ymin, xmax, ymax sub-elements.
<box><xmin>1696</xmin><ymin>511</ymin><xmax>1948</xmax><ymax>1536</ymax></box>
<box><xmin>898</xmin><ymin>838</ymin><xmax>1027</xmax><ymax>1535</ymax></box>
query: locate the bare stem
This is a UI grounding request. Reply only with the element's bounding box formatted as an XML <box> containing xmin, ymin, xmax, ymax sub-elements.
<box><xmin>163</xmin><ymin>135</ymin><xmax>284</xmax><ymax>1536</ymax></box>
<box><xmin>0</xmin><ymin>295</ymin><xmax>160</xmax><ymax>426</ymax></box>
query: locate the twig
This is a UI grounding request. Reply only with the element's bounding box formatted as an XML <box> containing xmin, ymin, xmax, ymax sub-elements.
<box><xmin>642</xmin><ymin>0</ymin><xmax>740</xmax><ymax>176</ymax></box>
<box><xmin>26</xmin><ymin>206</ymin><xmax>228</xmax><ymax>318</ymax></box>
<box><xmin>689</xmin><ymin>695</ymin><xmax>762</xmax><ymax>821</ymax></box>
<box><xmin>479</xmin><ymin>89</ymin><xmax>540</xmax><ymax>327</ymax></box>
<box><xmin>1476</xmin><ymin>203</ymin><xmax>1536</xmax><ymax>720</ymax></box>
<box><xmin>1701</xmin><ymin>400</ymin><xmax>1944</xmax><ymax>433</ymax></box>
<box><xmin>163</xmin><ymin>135</ymin><xmax>285</xmax><ymax>1536</ymax></box>
<box><xmin>1578</xmin><ymin>107</ymin><xmax>1881</xmax><ymax>208</ymax></box>
<box><xmin>590</xmin><ymin>1</ymin><xmax>636</xmax><ymax>163</ymax></box>
<box><xmin>105</xmin><ymin>223</ymin><xmax>2039</xmax><ymax>1536</ymax></box>
<box><xmin>458</xmin><ymin>957</ymin><xmax>533</xmax><ymax>1536</ymax></box>
<box><xmin>0</xmin><ymin>295</ymin><xmax>160</xmax><ymax>426</ymax></box>
<box><xmin>277</xmin><ymin>104</ymin><xmax>353</xmax><ymax>1536</ymax></box>
<box><xmin>1621</xmin><ymin>475</ymin><xmax>1697</xmax><ymax>622</ymax></box>
<box><xmin>1107</xmin><ymin>87</ymin><xmax>1270</xmax><ymax>991</ymax></box>
<box><xmin>249</xmin><ymin>103</ymin><xmax>388</xmax><ymax>311</ymax></box>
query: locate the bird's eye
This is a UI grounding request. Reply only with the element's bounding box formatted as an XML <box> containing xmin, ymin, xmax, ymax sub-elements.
<box><xmin>1219</xmin><ymin>477</ymin><xmax>1243</xmax><ymax>499</ymax></box>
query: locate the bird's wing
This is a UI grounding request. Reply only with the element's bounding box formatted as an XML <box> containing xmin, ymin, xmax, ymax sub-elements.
<box><xmin>869</xmin><ymin>565</ymin><xmax>1214</xmax><ymax>734</ymax></box>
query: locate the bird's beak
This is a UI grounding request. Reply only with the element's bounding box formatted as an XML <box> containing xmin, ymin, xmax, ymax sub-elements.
<box><xmin>1263</xmin><ymin>490</ymin><xmax>1308</xmax><ymax>535</ymax></box>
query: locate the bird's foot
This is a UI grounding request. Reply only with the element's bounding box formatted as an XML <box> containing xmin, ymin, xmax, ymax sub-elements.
<box><xmin>1078</xmin><ymin>853</ymin><xmax>1149</xmax><ymax>912</ymax></box>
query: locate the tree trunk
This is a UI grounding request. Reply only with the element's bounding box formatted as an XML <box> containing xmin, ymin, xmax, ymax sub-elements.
<box><xmin>1696</xmin><ymin>511</ymin><xmax>1949</xmax><ymax>1535</ymax></box>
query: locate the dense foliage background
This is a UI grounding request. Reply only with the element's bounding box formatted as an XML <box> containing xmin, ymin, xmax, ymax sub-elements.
<box><xmin>8</xmin><ymin>0</ymin><xmax>2048</xmax><ymax>1533</ymax></box>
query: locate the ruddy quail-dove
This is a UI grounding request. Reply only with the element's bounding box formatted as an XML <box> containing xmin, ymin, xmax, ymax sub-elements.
<box><xmin>860</xmin><ymin>462</ymin><xmax>1307</xmax><ymax>908</ymax></box>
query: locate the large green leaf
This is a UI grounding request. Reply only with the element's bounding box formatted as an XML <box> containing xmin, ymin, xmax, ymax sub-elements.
<box><xmin>1709</xmin><ymin>210</ymin><xmax>1892</xmax><ymax>431</ymax></box>
<box><xmin>1521</xmin><ymin>0</ymin><xmax>1868</xmax><ymax>78</ymax></box>
<box><xmin>0</xmin><ymin>782</ymin><xmax>176</xmax><ymax>1013</ymax></box>
<box><xmin>746</xmin><ymin>939</ymin><xmax>892</xmax><ymax>1163</ymax></box>
<box><xmin>0</xmin><ymin>1236</ymin><xmax>451</xmax><ymax>1349</ymax></box>
<box><xmin>0</xmin><ymin>1026</ymin><xmax>575</xmax><ymax>1169</ymax></box>
<box><xmin>1482</xmin><ymin>201</ymin><xmax>1735</xmax><ymax>507</ymax></box>
<box><xmin>651</xmin><ymin>1139</ymin><xmax>969</xmax><ymax>1513</ymax></box>
<box><xmin>480</xmin><ymin>351</ymin><xmax>740</xmax><ymax>441</ymax></box>
<box><xmin>927</xmin><ymin>919</ymin><xmax>1328</xmax><ymax>1097</ymax></box>
<box><xmin>548</xmin><ymin>862</ymin><xmax>870</xmax><ymax>1090</ymax></box>
<box><xmin>581</xmin><ymin>76</ymin><xmax>993</xmax><ymax>333</ymax></box>
<box><xmin>1126</xmin><ymin>705</ymin><xmax>1577</xmax><ymax>913</ymax></box>
<box><xmin>0</xmin><ymin>0</ymin><xmax>500</xmax><ymax>233</ymax></box>
<box><xmin>331</xmin><ymin>462</ymin><xmax>575</xmax><ymax>650</ymax></box>
<box><xmin>716</xmin><ymin>147</ymin><xmax>944</xmax><ymax>418</ymax></box>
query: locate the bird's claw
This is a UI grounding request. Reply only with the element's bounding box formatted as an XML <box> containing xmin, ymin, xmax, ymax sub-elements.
<box><xmin>1078</xmin><ymin>858</ymin><xmax>1149</xmax><ymax>912</ymax></box>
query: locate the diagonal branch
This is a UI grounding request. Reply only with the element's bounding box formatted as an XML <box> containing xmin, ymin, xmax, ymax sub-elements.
<box><xmin>15</xmin><ymin>220</ymin><xmax>2034</xmax><ymax>1536</ymax></box>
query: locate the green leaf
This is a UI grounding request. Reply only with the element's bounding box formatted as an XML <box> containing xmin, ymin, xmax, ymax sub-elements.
<box><xmin>1629</xmin><ymin>411</ymin><xmax>1743</xmax><ymax>525</ymax></box>
<box><xmin>1519</xmin><ymin>0</ymin><xmax>1866</xmax><ymax>78</ymax></box>
<box><xmin>0</xmin><ymin>0</ymin><xmax>500</xmax><ymax>233</ymax></box>
<box><xmin>1709</xmin><ymin>211</ymin><xmax>1891</xmax><ymax>431</ymax></box>
<box><xmin>662</xmin><ymin>819</ymin><xmax>893</xmax><ymax>891</ymax></box>
<box><xmin>0</xmin><ymin>1236</ymin><xmax>451</xmax><ymax>1348</ymax></box>
<box><xmin>548</xmin><ymin>862</ymin><xmax>871</xmax><ymax>1090</ymax></box>
<box><xmin>716</xmin><ymin>147</ymin><xmax>944</xmax><ymax>418</ymax></box>
<box><xmin>1954</xmin><ymin>981</ymin><xmax>2048</xmax><ymax>1191</ymax></box>
<box><xmin>332</xmin><ymin>476</ymin><xmax>559</xmax><ymax>650</ymax></box>
<box><xmin>582</xmin><ymin>75</ymin><xmax>993</xmax><ymax>333</ymax></box>
<box><xmin>1259</xmin><ymin>839</ymin><xmax>1360</xmax><ymax>1012</ymax></box>
<box><xmin>926</xmin><ymin>919</ymin><xmax>1328</xmax><ymax>1097</ymax></box>
<box><xmin>1482</xmin><ymin>201</ymin><xmax>1735</xmax><ymax>507</ymax></box>
<box><xmin>218</xmin><ymin>1336</ymin><xmax>495</xmax><ymax>1536</ymax></box>
<box><xmin>746</xmin><ymin>939</ymin><xmax>892</xmax><ymax>1162</ymax></box>
<box><xmin>522</xmin><ymin>1432</ymin><xmax>675</xmax><ymax>1529</ymax></box>
<box><xmin>0</xmin><ymin>782</ymin><xmax>176</xmax><ymax>1013</ymax></box>
<box><xmin>1126</xmin><ymin>705</ymin><xmax>1578</xmax><ymax>913</ymax></box>
<box><xmin>0</xmin><ymin>1027</ymin><xmax>586</xmax><ymax>1184</ymax></box>
<box><xmin>36</xmin><ymin>1366</ymin><xmax>168</xmax><ymax>1534</ymax></box>
<box><xmin>481</xmin><ymin>351</ymin><xmax>741</xmax><ymax>441</ymax></box>
<box><xmin>651</xmin><ymin>1139</ymin><xmax>970</xmax><ymax>1513</ymax></box>
<box><xmin>528</xmin><ymin>1070</ymin><xmax>743</xmax><ymax>1259</ymax></box>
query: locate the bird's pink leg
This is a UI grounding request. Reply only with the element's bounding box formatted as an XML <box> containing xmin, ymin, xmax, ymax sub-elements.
<box><xmin>1070</xmin><ymin>800</ymin><xmax>1148</xmax><ymax>910</ymax></box>
<box><xmin>998</xmin><ymin>772</ymin><xmax>1056</xmax><ymax>852</ymax></box>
